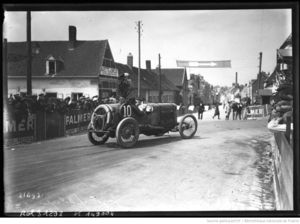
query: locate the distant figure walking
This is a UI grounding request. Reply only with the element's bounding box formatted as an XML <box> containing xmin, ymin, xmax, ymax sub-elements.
<box><xmin>236</xmin><ymin>103</ymin><xmax>243</xmax><ymax>120</ymax></box>
<box><xmin>231</xmin><ymin>102</ymin><xmax>238</xmax><ymax>120</ymax></box>
<box><xmin>198</xmin><ymin>102</ymin><xmax>205</xmax><ymax>120</ymax></box>
<box><xmin>212</xmin><ymin>103</ymin><xmax>220</xmax><ymax>119</ymax></box>
<box><xmin>225</xmin><ymin>101</ymin><xmax>230</xmax><ymax>120</ymax></box>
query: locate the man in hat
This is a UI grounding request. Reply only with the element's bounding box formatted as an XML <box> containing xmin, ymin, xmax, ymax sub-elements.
<box><xmin>198</xmin><ymin>102</ymin><xmax>205</xmax><ymax>120</ymax></box>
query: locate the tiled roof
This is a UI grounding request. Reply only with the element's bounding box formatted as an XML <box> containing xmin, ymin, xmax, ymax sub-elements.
<box><xmin>160</xmin><ymin>73</ymin><xmax>180</xmax><ymax>92</ymax></box>
<box><xmin>153</xmin><ymin>68</ymin><xmax>186</xmax><ymax>87</ymax></box>
<box><xmin>280</xmin><ymin>34</ymin><xmax>292</xmax><ymax>49</ymax></box>
<box><xmin>265</xmin><ymin>71</ymin><xmax>277</xmax><ymax>87</ymax></box>
<box><xmin>116</xmin><ymin>63</ymin><xmax>179</xmax><ymax>92</ymax></box>
<box><xmin>7</xmin><ymin>40</ymin><xmax>108</xmax><ymax>77</ymax></box>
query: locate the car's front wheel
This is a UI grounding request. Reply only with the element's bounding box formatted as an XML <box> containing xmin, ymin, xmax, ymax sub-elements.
<box><xmin>179</xmin><ymin>114</ymin><xmax>197</xmax><ymax>139</ymax></box>
<box><xmin>116</xmin><ymin>117</ymin><xmax>140</xmax><ymax>148</ymax></box>
<box><xmin>88</xmin><ymin>132</ymin><xmax>109</xmax><ymax>145</ymax></box>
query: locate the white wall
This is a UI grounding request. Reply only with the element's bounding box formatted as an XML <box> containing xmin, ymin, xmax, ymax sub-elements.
<box><xmin>7</xmin><ymin>78</ymin><xmax>98</xmax><ymax>98</ymax></box>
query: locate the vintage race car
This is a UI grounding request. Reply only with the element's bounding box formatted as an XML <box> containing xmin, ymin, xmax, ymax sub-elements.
<box><xmin>87</xmin><ymin>101</ymin><xmax>197</xmax><ymax>148</ymax></box>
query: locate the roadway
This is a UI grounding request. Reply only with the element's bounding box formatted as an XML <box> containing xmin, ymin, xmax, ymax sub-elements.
<box><xmin>4</xmin><ymin>107</ymin><xmax>275</xmax><ymax>212</ymax></box>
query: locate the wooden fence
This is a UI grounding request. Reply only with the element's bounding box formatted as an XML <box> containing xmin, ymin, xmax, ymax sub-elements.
<box><xmin>4</xmin><ymin>110</ymin><xmax>92</xmax><ymax>146</ymax></box>
<box><xmin>271</xmin><ymin>130</ymin><xmax>293</xmax><ymax>210</ymax></box>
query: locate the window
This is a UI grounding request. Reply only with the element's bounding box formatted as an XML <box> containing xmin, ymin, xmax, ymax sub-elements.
<box><xmin>49</xmin><ymin>61</ymin><xmax>56</xmax><ymax>74</ymax></box>
<box><xmin>45</xmin><ymin>92</ymin><xmax>57</xmax><ymax>98</ymax></box>
<box><xmin>103</xmin><ymin>58</ymin><xmax>116</xmax><ymax>68</ymax></box>
<box><xmin>71</xmin><ymin>92</ymin><xmax>83</xmax><ymax>101</ymax></box>
<box><xmin>101</xmin><ymin>80</ymin><xmax>118</xmax><ymax>89</ymax></box>
<box><xmin>162</xmin><ymin>95</ymin><xmax>173</xmax><ymax>103</ymax></box>
<box><xmin>149</xmin><ymin>96</ymin><xmax>159</xmax><ymax>103</ymax></box>
<box><xmin>103</xmin><ymin>81</ymin><xmax>109</xmax><ymax>88</ymax></box>
<box><xmin>46</xmin><ymin>56</ymin><xmax>56</xmax><ymax>75</ymax></box>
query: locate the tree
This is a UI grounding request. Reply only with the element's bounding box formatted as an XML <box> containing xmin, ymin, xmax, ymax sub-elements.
<box><xmin>203</xmin><ymin>82</ymin><xmax>212</xmax><ymax>104</ymax></box>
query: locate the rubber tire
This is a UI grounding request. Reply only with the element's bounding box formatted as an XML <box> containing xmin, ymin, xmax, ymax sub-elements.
<box><xmin>116</xmin><ymin>117</ymin><xmax>139</xmax><ymax>148</ymax></box>
<box><xmin>179</xmin><ymin>114</ymin><xmax>197</xmax><ymax>139</ymax></box>
<box><xmin>88</xmin><ymin>132</ymin><xmax>109</xmax><ymax>145</ymax></box>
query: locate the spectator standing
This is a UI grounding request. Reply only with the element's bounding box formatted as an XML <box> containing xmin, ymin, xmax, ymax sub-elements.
<box><xmin>198</xmin><ymin>102</ymin><xmax>205</xmax><ymax>120</ymax></box>
<box><xmin>231</xmin><ymin>102</ymin><xmax>238</xmax><ymax>120</ymax></box>
<box><xmin>179</xmin><ymin>103</ymin><xmax>185</xmax><ymax>115</ymax></box>
<box><xmin>212</xmin><ymin>103</ymin><xmax>220</xmax><ymax>119</ymax></box>
<box><xmin>225</xmin><ymin>101</ymin><xmax>230</xmax><ymax>120</ymax></box>
<box><xmin>236</xmin><ymin>103</ymin><xmax>243</xmax><ymax>120</ymax></box>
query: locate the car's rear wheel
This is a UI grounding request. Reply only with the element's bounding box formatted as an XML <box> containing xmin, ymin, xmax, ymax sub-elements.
<box><xmin>88</xmin><ymin>132</ymin><xmax>109</xmax><ymax>145</ymax></box>
<box><xmin>179</xmin><ymin>114</ymin><xmax>197</xmax><ymax>139</ymax></box>
<box><xmin>116</xmin><ymin>117</ymin><xmax>139</xmax><ymax>148</ymax></box>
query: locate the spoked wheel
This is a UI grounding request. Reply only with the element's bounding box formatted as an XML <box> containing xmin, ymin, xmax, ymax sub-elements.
<box><xmin>179</xmin><ymin>114</ymin><xmax>197</xmax><ymax>139</ymax></box>
<box><xmin>116</xmin><ymin>117</ymin><xmax>139</xmax><ymax>148</ymax></box>
<box><xmin>88</xmin><ymin>131</ymin><xmax>109</xmax><ymax>145</ymax></box>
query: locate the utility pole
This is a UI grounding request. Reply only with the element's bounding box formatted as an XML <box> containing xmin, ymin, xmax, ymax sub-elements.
<box><xmin>258</xmin><ymin>52</ymin><xmax>262</xmax><ymax>89</ymax></box>
<box><xmin>135</xmin><ymin>21</ymin><xmax>143</xmax><ymax>97</ymax></box>
<box><xmin>158</xmin><ymin>53</ymin><xmax>162</xmax><ymax>103</ymax></box>
<box><xmin>235</xmin><ymin>72</ymin><xmax>238</xmax><ymax>86</ymax></box>
<box><xmin>3</xmin><ymin>38</ymin><xmax>8</xmax><ymax>106</ymax></box>
<box><xmin>27</xmin><ymin>11</ymin><xmax>32</xmax><ymax>96</ymax></box>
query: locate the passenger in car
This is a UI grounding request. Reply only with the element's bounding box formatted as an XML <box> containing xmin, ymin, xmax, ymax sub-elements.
<box><xmin>127</xmin><ymin>97</ymin><xmax>145</xmax><ymax>117</ymax></box>
<box><xmin>136</xmin><ymin>97</ymin><xmax>147</xmax><ymax>112</ymax></box>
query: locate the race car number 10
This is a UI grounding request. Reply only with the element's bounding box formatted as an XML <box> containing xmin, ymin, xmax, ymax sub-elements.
<box><xmin>122</xmin><ymin>105</ymin><xmax>132</xmax><ymax>117</ymax></box>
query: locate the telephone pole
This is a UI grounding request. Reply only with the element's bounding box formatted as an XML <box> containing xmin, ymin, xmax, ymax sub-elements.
<box><xmin>135</xmin><ymin>21</ymin><xmax>143</xmax><ymax>97</ymax></box>
<box><xmin>258</xmin><ymin>52</ymin><xmax>262</xmax><ymax>89</ymax></box>
<box><xmin>27</xmin><ymin>11</ymin><xmax>32</xmax><ymax>96</ymax></box>
<box><xmin>3</xmin><ymin>38</ymin><xmax>8</xmax><ymax>106</ymax></box>
<box><xmin>158</xmin><ymin>54</ymin><xmax>162</xmax><ymax>103</ymax></box>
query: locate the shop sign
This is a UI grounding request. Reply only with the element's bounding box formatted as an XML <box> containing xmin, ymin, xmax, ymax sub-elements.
<box><xmin>100</xmin><ymin>66</ymin><xmax>119</xmax><ymax>77</ymax></box>
<box><xmin>4</xmin><ymin>114</ymin><xmax>36</xmax><ymax>144</ymax></box>
<box><xmin>65</xmin><ymin>111</ymin><xmax>91</xmax><ymax>128</ymax></box>
<box><xmin>65</xmin><ymin>110</ymin><xmax>92</xmax><ymax>135</ymax></box>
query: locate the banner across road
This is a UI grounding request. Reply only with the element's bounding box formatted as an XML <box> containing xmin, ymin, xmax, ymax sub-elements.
<box><xmin>176</xmin><ymin>60</ymin><xmax>231</xmax><ymax>68</ymax></box>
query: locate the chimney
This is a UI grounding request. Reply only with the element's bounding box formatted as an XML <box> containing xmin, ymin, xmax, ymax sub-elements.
<box><xmin>69</xmin><ymin>26</ymin><xmax>77</xmax><ymax>50</ymax></box>
<box><xmin>146</xmin><ymin>60</ymin><xmax>151</xmax><ymax>70</ymax></box>
<box><xmin>127</xmin><ymin>53</ymin><xmax>133</xmax><ymax>68</ymax></box>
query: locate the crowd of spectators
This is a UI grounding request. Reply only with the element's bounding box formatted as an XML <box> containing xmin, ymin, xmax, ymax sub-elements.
<box><xmin>5</xmin><ymin>93</ymin><xmax>119</xmax><ymax>122</ymax></box>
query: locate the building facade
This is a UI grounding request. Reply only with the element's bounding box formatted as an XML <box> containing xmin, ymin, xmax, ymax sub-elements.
<box><xmin>6</xmin><ymin>26</ymin><xmax>118</xmax><ymax>100</ymax></box>
<box><xmin>116</xmin><ymin>56</ymin><xmax>179</xmax><ymax>103</ymax></box>
<box><xmin>265</xmin><ymin>34</ymin><xmax>293</xmax><ymax>94</ymax></box>
<box><xmin>157</xmin><ymin>68</ymin><xmax>189</xmax><ymax>106</ymax></box>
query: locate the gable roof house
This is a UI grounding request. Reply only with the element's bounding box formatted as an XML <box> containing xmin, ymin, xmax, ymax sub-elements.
<box><xmin>7</xmin><ymin>26</ymin><xmax>118</xmax><ymax>100</ymax></box>
<box><xmin>265</xmin><ymin>34</ymin><xmax>293</xmax><ymax>89</ymax></box>
<box><xmin>116</xmin><ymin>56</ymin><xmax>179</xmax><ymax>103</ymax></box>
<box><xmin>260</xmin><ymin>34</ymin><xmax>293</xmax><ymax>105</ymax></box>
<box><xmin>153</xmin><ymin>68</ymin><xmax>188</xmax><ymax>105</ymax></box>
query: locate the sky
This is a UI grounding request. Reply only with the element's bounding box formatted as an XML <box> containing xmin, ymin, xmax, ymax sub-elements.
<box><xmin>3</xmin><ymin>9</ymin><xmax>292</xmax><ymax>86</ymax></box>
